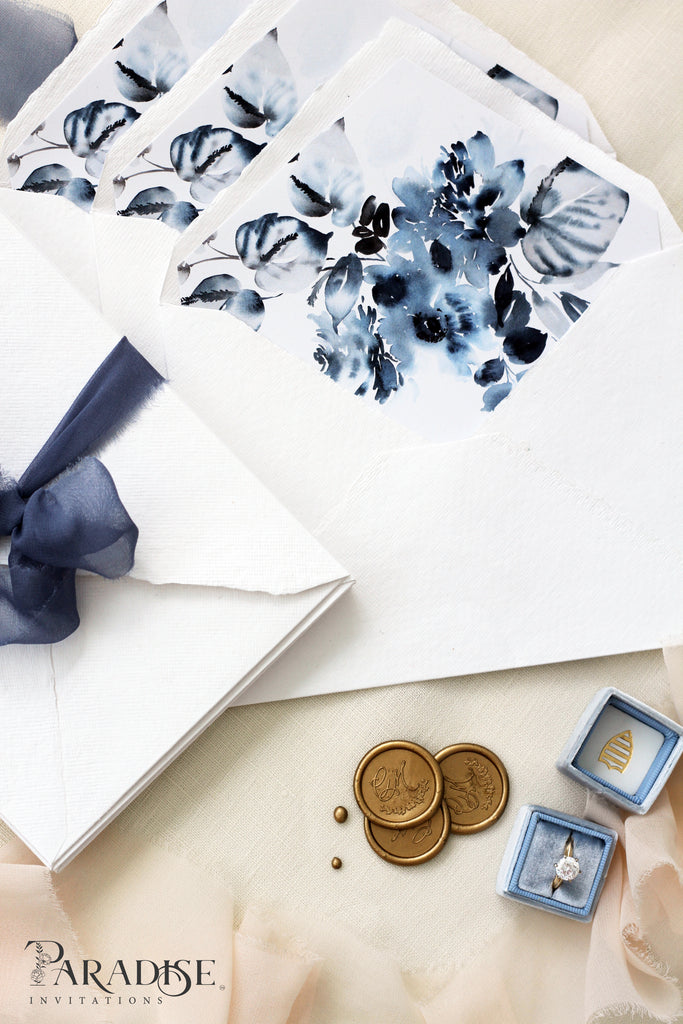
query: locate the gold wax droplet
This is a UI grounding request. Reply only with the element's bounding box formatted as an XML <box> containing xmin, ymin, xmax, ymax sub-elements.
<box><xmin>331</xmin><ymin>857</ymin><xmax>342</xmax><ymax>870</ymax></box>
<box><xmin>334</xmin><ymin>806</ymin><xmax>348</xmax><ymax>823</ymax></box>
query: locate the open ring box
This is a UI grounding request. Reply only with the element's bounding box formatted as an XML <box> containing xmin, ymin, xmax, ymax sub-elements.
<box><xmin>496</xmin><ymin>805</ymin><xmax>618</xmax><ymax>921</ymax></box>
<box><xmin>497</xmin><ymin>689</ymin><xmax>683</xmax><ymax>920</ymax></box>
<box><xmin>557</xmin><ymin>687</ymin><xmax>683</xmax><ymax>813</ymax></box>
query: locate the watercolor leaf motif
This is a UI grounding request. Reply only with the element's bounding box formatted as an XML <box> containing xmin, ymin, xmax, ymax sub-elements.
<box><xmin>113</xmin><ymin>2</ymin><xmax>189</xmax><ymax>103</ymax></box>
<box><xmin>159</xmin><ymin>201</ymin><xmax>199</xmax><ymax>230</ymax></box>
<box><xmin>473</xmin><ymin>357</ymin><xmax>505</xmax><ymax>385</ymax></box>
<box><xmin>180</xmin><ymin>274</ymin><xmax>265</xmax><ymax>330</ymax></box>
<box><xmin>222</xmin><ymin>29</ymin><xmax>297</xmax><ymax>139</ymax></box>
<box><xmin>19</xmin><ymin>164</ymin><xmax>96</xmax><ymax>210</ymax></box>
<box><xmin>170</xmin><ymin>125</ymin><xmax>265</xmax><ymax>203</ymax></box>
<box><xmin>235</xmin><ymin>213</ymin><xmax>332</xmax><ymax>292</ymax></box>
<box><xmin>521</xmin><ymin>157</ymin><xmax>629</xmax><ymax>276</ymax></box>
<box><xmin>481</xmin><ymin>382</ymin><xmax>512</xmax><ymax>410</ymax></box>
<box><xmin>118</xmin><ymin>185</ymin><xmax>198</xmax><ymax>227</ymax></box>
<box><xmin>19</xmin><ymin>162</ymin><xmax>71</xmax><ymax>193</ymax></box>
<box><xmin>324</xmin><ymin>254</ymin><xmax>363</xmax><ymax>329</ymax></box>
<box><xmin>487</xmin><ymin>65</ymin><xmax>559</xmax><ymax>121</ymax></box>
<box><xmin>492</xmin><ymin>265</ymin><xmax>548</xmax><ymax>365</ymax></box>
<box><xmin>118</xmin><ymin>185</ymin><xmax>176</xmax><ymax>217</ymax></box>
<box><xmin>559</xmin><ymin>291</ymin><xmax>590</xmax><ymax>321</ymax></box>
<box><xmin>63</xmin><ymin>99</ymin><xmax>140</xmax><ymax>177</ymax></box>
<box><xmin>288</xmin><ymin>119</ymin><xmax>364</xmax><ymax>227</ymax></box>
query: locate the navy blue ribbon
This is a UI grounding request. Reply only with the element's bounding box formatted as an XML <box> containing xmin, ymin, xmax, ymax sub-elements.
<box><xmin>0</xmin><ymin>338</ymin><xmax>164</xmax><ymax>646</ymax></box>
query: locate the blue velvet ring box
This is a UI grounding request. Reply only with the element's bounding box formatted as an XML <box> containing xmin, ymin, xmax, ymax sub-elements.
<box><xmin>496</xmin><ymin>805</ymin><xmax>618</xmax><ymax>921</ymax></box>
<box><xmin>556</xmin><ymin>688</ymin><xmax>683</xmax><ymax>814</ymax></box>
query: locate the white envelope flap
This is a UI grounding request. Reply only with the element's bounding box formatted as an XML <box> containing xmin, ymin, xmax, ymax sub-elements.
<box><xmin>479</xmin><ymin>243</ymin><xmax>683</xmax><ymax>561</ymax></box>
<box><xmin>106</xmin><ymin>386</ymin><xmax>350</xmax><ymax>593</ymax></box>
<box><xmin>232</xmin><ymin>429</ymin><xmax>683</xmax><ymax>705</ymax></box>
<box><xmin>0</xmin><ymin>183</ymin><xmax>353</xmax><ymax>874</ymax></box>
<box><xmin>0</xmin><ymin>196</ymin><xmax>349</xmax><ymax>596</ymax></box>
<box><xmin>396</xmin><ymin>0</ymin><xmax>614</xmax><ymax>151</ymax></box>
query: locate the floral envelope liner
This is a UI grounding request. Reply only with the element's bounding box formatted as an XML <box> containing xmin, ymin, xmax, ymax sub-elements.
<box><xmin>7</xmin><ymin>0</ymin><xmax>585</xmax><ymax>218</ymax></box>
<box><xmin>6</xmin><ymin>0</ymin><xmax>251</xmax><ymax>211</ymax></box>
<box><xmin>176</xmin><ymin>60</ymin><xmax>661</xmax><ymax>442</ymax></box>
<box><xmin>108</xmin><ymin>0</ymin><xmax>571</xmax><ymax>226</ymax></box>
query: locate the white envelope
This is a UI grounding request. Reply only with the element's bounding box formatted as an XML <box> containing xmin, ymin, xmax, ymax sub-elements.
<box><xmin>0</xmin><ymin>205</ymin><xmax>352</xmax><ymax>870</ymax></box>
<box><xmin>132</xmin><ymin>25</ymin><xmax>683</xmax><ymax>701</ymax></box>
<box><xmin>1</xmin><ymin>25</ymin><xmax>681</xmax><ymax>714</ymax></box>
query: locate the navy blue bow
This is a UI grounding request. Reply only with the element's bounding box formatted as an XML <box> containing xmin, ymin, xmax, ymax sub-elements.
<box><xmin>0</xmin><ymin>338</ymin><xmax>164</xmax><ymax>646</ymax></box>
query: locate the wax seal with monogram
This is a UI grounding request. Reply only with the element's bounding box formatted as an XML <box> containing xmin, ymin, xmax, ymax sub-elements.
<box><xmin>353</xmin><ymin>740</ymin><xmax>509</xmax><ymax>866</ymax></box>
<box><xmin>435</xmin><ymin>744</ymin><xmax>509</xmax><ymax>835</ymax></box>
<box><xmin>364</xmin><ymin>801</ymin><xmax>451</xmax><ymax>866</ymax></box>
<box><xmin>354</xmin><ymin>741</ymin><xmax>444</xmax><ymax>830</ymax></box>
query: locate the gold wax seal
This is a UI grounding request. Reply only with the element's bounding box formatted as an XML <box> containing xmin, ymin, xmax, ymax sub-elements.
<box><xmin>435</xmin><ymin>743</ymin><xmax>509</xmax><ymax>835</ymax></box>
<box><xmin>364</xmin><ymin>801</ymin><xmax>451</xmax><ymax>866</ymax></box>
<box><xmin>598</xmin><ymin>730</ymin><xmax>633</xmax><ymax>772</ymax></box>
<box><xmin>354</xmin><ymin>740</ymin><xmax>444</xmax><ymax>830</ymax></box>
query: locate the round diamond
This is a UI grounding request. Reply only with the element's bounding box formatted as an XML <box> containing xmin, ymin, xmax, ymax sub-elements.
<box><xmin>555</xmin><ymin>855</ymin><xmax>580</xmax><ymax>882</ymax></box>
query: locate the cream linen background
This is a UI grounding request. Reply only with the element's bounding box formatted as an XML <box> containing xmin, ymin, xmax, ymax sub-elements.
<box><xmin>1</xmin><ymin>0</ymin><xmax>682</xmax><ymax>995</ymax></box>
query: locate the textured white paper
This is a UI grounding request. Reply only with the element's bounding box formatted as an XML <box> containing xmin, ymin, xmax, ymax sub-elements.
<box><xmin>0</xmin><ymin>200</ymin><xmax>352</xmax><ymax>869</ymax></box>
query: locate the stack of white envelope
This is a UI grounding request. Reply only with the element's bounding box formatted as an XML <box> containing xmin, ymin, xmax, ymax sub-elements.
<box><xmin>0</xmin><ymin>199</ymin><xmax>352</xmax><ymax>870</ymax></box>
<box><xmin>0</xmin><ymin>0</ymin><xmax>681</xmax><ymax>868</ymax></box>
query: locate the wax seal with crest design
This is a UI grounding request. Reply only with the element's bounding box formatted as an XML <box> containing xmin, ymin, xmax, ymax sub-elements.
<box><xmin>435</xmin><ymin>743</ymin><xmax>509</xmax><ymax>835</ymax></box>
<box><xmin>354</xmin><ymin>740</ymin><xmax>444</xmax><ymax>830</ymax></box>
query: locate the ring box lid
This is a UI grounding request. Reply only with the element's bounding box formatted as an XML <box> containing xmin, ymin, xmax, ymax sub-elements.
<box><xmin>556</xmin><ymin>687</ymin><xmax>683</xmax><ymax>814</ymax></box>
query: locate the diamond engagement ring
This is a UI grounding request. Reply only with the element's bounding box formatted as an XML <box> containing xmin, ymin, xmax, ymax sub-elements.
<box><xmin>551</xmin><ymin>834</ymin><xmax>580</xmax><ymax>894</ymax></box>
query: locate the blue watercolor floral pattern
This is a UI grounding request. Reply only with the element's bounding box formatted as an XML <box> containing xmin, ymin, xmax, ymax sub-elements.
<box><xmin>8</xmin><ymin>0</ymin><xmax>243</xmax><ymax>217</ymax></box>
<box><xmin>111</xmin><ymin>27</ymin><xmax>298</xmax><ymax>228</ymax></box>
<box><xmin>108</xmin><ymin>28</ymin><xmax>565</xmax><ymax>231</ymax></box>
<box><xmin>181</xmin><ymin>124</ymin><xmax>629</xmax><ymax>416</ymax></box>
<box><xmin>7</xmin><ymin>0</ymin><xmax>571</xmax><ymax>228</ymax></box>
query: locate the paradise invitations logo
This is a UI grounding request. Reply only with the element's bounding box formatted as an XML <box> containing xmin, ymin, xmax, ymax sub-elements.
<box><xmin>25</xmin><ymin>940</ymin><xmax>221</xmax><ymax>1009</ymax></box>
